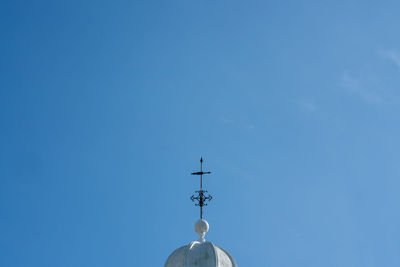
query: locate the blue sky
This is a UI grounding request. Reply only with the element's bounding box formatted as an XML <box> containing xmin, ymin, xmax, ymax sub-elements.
<box><xmin>1</xmin><ymin>0</ymin><xmax>400</xmax><ymax>266</ymax></box>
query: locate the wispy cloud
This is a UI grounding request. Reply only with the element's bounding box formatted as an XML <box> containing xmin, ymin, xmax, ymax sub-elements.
<box><xmin>220</xmin><ymin>116</ymin><xmax>234</xmax><ymax>125</ymax></box>
<box><xmin>379</xmin><ymin>49</ymin><xmax>400</xmax><ymax>70</ymax></box>
<box><xmin>220</xmin><ymin>116</ymin><xmax>255</xmax><ymax>131</ymax></box>
<box><xmin>340</xmin><ymin>72</ymin><xmax>385</xmax><ymax>105</ymax></box>
<box><xmin>339</xmin><ymin>49</ymin><xmax>400</xmax><ymax>106</ymax></box>
<box><xmin>293</xmin><ymin>98</ymin><xmax>317</xmax><ymax>112</ymax></box>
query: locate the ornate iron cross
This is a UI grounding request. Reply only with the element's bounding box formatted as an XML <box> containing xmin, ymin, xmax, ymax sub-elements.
<box><xmin>190</xmin><ymin>157</ymin><xmax>212</xmax><ymax>219</ymax></box>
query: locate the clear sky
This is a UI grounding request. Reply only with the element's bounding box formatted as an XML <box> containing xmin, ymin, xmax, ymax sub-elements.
<box><xmin>1</xmin><ymin>0</ymin><xmax>400</xmax><ymax>266</ymax></box>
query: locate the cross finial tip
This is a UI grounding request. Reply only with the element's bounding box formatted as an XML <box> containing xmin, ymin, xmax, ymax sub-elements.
<box><xmin>190</xmin><ymin>157</ymin><xmax>212</xmax><ymax>219</ymax></box>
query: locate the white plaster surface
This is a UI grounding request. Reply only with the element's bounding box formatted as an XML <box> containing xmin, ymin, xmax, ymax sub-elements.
<box><xmin>194</xmin><ymin>219</ymin><xmax>209</xmax><ymax>242</ymax></box>
<box><xmin>165</xmin><ymin>220</ymin><xmax>237</xmax><ymax>267</ymax></box>
<box><xmin>164</xmin><ymin>241</ymin><xmax>237</xmax><ymax>267</ymax></box>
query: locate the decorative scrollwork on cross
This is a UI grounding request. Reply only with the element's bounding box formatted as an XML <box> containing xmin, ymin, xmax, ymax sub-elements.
<box><xmin>190</xmin><ymin>158</ymin><xmax>212</xmax><ymax>219</ymax></box>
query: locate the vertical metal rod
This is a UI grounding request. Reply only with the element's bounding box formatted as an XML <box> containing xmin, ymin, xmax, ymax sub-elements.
<box><xmin>200</xmin><ymin>157</ymin><xmax>203</xmax><ymax>219</ymax></box>
<box><xmin>190</xmin><ymin>157</ymin><xmax>212</xmax><ymax>220</ymax></box>
<box><xmin>200</xmin><ymin>157</ymin><xmax>203</xmax><ymax>190</ymax></box>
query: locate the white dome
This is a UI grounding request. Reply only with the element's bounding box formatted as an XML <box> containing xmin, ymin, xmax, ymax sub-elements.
<box><xmin>165</xmin><ymin>220</ymin><xmax>237</xmax><ymax>267</ymax></box>
<box><xmin>165</xmin><ymin>241</ymin><xmax>237</xmax><ymax>267</ymax></box>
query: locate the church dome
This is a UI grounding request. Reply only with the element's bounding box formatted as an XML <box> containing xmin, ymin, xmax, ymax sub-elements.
<box><xmin>165</xmin><ymin>219</ymin><xmax>237</xmax><ymax>267</ymax></box>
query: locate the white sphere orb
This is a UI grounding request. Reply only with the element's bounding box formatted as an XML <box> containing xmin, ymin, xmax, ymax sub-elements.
<box><xmin>194</xmin><ymin>219</ymin><xmax>209</xmax><ymax>242</ymax></box>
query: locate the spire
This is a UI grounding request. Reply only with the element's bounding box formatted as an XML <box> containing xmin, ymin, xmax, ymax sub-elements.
<box><xmin>164</xmin><ymin>158</ymin><xmax>238</xmax><ymax>267</ymax></box>
<box><xmin>190</xmin><ymin>157</ymin><xmax>212</xmax><ymax>219</ymax></box>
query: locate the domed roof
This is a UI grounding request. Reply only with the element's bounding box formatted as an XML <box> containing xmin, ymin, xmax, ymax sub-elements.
<box><xmin>165</xmin><ymin>219</ymin><xmax>237</xmax><ymax>267</ymax></box>
<box><xmin>165</xmin><ymin>241</ymin><xmax>237</xmax><ymax>267</ymax></box>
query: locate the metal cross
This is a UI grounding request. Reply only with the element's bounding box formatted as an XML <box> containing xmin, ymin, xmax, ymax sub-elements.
<box><xmin>190</xmin><ymin>157</ymin><xmax>212</xmax><ymax>219</ymax></box>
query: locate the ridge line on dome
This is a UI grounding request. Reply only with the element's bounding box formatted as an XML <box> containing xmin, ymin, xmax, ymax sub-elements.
<box><xmin>211</xmin><ymin>242</ymin><xmax>218</xmax><ymax>266</ymax></box>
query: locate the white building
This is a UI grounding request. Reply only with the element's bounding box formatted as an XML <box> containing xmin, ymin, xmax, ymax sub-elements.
<box><xmin>164</xmin><ymin>219</ymin><xmax>237</xmax><ymax>267</ymax></box>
